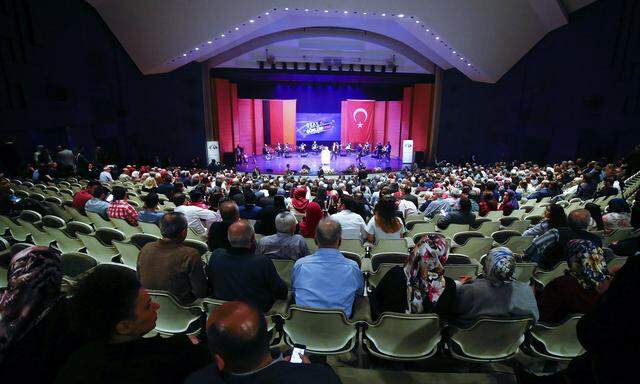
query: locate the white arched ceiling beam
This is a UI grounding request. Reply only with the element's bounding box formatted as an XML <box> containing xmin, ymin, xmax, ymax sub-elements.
<box><xmin>202</xmin><ymin>27</ymin><xmax>436</xmax><ymax>74</ymax></box>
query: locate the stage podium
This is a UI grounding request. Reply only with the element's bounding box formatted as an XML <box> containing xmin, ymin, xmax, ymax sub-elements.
<box><xmin>321</xmin><ymin>148</ymin><xmax>331</xmax><ymax>165</ymax></box>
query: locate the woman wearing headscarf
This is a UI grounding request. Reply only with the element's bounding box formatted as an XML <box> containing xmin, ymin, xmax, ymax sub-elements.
<box><xmin>537</xmin><ymin>240</ymin><xmax>608</xmax><ymax>323</ymax></box>
<box><xmin>290</xmin><ymin>186</ymin><xmax>309</xmax><ymax>214</ymax></box>
<box><xmin>602</xmin><ymin>198</ymin><xmax>632</xmax><ymax>234</ymax></box>
<box><xmin>498</xmin><ymin>189</ymin><xmax>519</xmax><ymax>216</ymax></box>
<box><xmin>0</xmin><ymin>246</ymin><xmax>83</xmax><ymax>381</ymax></box>
<box><xmin>371</xmin><ymin>234</ymin><xmax>456</xmax><ymax>320</ymax></box>
<box><xmin>299</xmin><ymin>201</ymin><xmax>323</xmax><ymax>238</ymax></box>
<box><xmin>454</xmin><ymin>247</ymin><xmax>539</xmax><ymax>325</ymax></box>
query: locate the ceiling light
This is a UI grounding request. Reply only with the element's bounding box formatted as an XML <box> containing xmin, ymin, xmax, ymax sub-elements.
<box><xmin>324</xmin><ymin>9</ymin><xmax>328</xmax><ymax>13</ymax></box>
<box><xmin>381</xmin><ymin>13</ymin><xmax>386</xmax><ymax>16</ymax></box>
<box><xmin>467</xmin><ymin>63</ymin><xmax>471</xmax><ymax>66</ymax></box>
<box><xmin>415</xmin><ymin>20</ymin><xmax>420</xmax><ymax>23</ymax></box>
<box><xmin>249</xmin><ymin>19</ymin><xmax>254</xmax><ymax>23</ymax></box>
<box><xmin>207</xmin><ymin>41</ymin><xmax>212</xmax><ymax>44</ymax></box>
<box><xmin>305</xmin><ymin>8</ymin><xmax>309</xmax><ymax>12</ymax></box>
<box><xmin>397</xmin><ymin>14</ymin><xmax>404</xmax><ymax>18</ymax></box>
<box><xmin>452</xmin><ymin>50</ymin><xmax>456</xmax><ymax>54</ymax></box>
<box><xmin>265</xmin><ymin>12</ymin><xmax>269</xmax><ymax>15</ymax></box>
<box><xmin>182</xmin><ymin>53</ymin><xmax>187</xmax><ymax>57</ymax></box>
<box><xmin>343</xmin><ymin>10</ymin><xmax>348</xmax><ymax>14</ymax></box>
<box><xmin>235</xmin><ymin>27</ymin><xmax>239</xmax><ymax>30</ymax></box>
<box><xmin>221</xmin><ymin>34</ymin><xmax>225</xmax><ymax>37</ymax></box>
<box><xmin>285</xmin><ymin>7</ymin><xmax>288</xmax><ymax>10</ymax></box>
<box><xmin>435</xmin><ymin>36</ymin><xmax>440</xmax><ymax>40</ymax></box>
<box><xmin>363</xmin><ymin>12</ymin><xmax>367</xmax><ymax>15</ymax></box>
<box><xmin>460</xmin><ymin>57</ymin><xmax>464</xmax><ymax>60</ymax></box>
<box><xmin>195</xmin><ymin>47</ymin><xmax>199</xmax><ymax>50</ymax></box>
<box><xmin>426</xmin><ymin>28</ymin><xmax>430</xmax><ymax>32</ymax></box>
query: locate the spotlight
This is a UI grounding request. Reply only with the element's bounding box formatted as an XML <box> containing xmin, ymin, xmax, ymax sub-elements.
<box><xmin>397</xmin><ymin>14</ymin><xmax>404</xmax><ymax>18</ymax></box>
<box><xmin>249</xmin><ymin>19</ymin><xmax>254</xmax><ymax>23</ymax></box>
<box><xmin>207</xmin><ymin>41</ymin><xmax>212</xmax><ymax>44</ymax></box>
<box><xmin>381</xmin><ymin>13</ymin><xmax>386</xmax><ymax>16</ymax></box>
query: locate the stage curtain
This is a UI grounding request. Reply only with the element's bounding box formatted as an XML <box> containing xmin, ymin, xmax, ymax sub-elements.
<box><xmin>237</xmin><ymin>99</ymin><xmax>255</xmax><ymax>155</ymax></box>
<box><xmin>373</xmin><ymin>101</ymin><xmax>387</xmax><ymax>146</ymax></box>
<box><xmin>343</xmin><ymin>100</ymin><xmax>375</xmax><ymax>144</ymax></box>
<box><xmin>410</xmin><ymin>83</ymin><xmax>434</xmax><ymax>154</ymax></box>
<box><xmin>212</xmin><ymin>78</ymin><xmax>234</xmax><ymax>153</ymax></box>
<box><xmin>283</xmin><ymin>100</ymin><xmax>297</xmax><ymax>145</ymax></box>
<box><xmin>253</xmin><ymin>99</ymin><xmax>264</xmax><ymax>153</ymax></box>
<box><xmin>386</xmin><ymin>101</ymin><xmax>402</xmax><ymax>157</ymax></box>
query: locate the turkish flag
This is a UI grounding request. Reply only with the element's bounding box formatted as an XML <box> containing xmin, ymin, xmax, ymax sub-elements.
<box><xmin>344</xmin><ymin>100</ymin><xmax>375</xmax><ymax>144</ymax></box>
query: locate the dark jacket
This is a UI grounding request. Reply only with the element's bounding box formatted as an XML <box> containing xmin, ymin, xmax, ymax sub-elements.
<box><xmin>371</xmin><ymin>266</ymin><xmax>456</xmax><ymax>320</ymax></box>
<box><xmin>537</xmin><ymin>274</ymin><xmax>600</xmax><ymax>323</ymax></box>
<box><xmin>207</xmin><ymin>221</ymin><xmax>234</xmax><ymax>251</ymax></box>
<box><xmin>207</xmin><ymin>247</ymin><xmax>288</xmax><ymax>312</ymax></box>
<box><xmin>437</xmin><ymin>211</ymin><xmax>477</xmax><ymax>229</ymax></box>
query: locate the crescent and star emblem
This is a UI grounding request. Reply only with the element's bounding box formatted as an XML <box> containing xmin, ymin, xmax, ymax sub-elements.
<box><xmin>352</xmin><ymin>108</ymin><xmax>368</xmax><ymax>128</ymax></box>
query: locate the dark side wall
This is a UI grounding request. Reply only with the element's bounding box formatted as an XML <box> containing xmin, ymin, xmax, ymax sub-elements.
<box><xmin>438</xmin><ymin>0</ymin><xmax>640</xmax><ymax>164</ymax></box>
<box><xmin>0</xmin><ymin>0</ymin><xmax>204</xmax><ymax>169</ymax></box>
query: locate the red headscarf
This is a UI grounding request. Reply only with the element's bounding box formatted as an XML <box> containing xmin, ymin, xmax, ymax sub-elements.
<box><xmin>291</xmin><ymin>187</ymin><xmax>309</xmax><ymax>213</ymax></box>
<box><xmin>300</xmin><ymin>202</ymin><xmax>323</xmax><ymax>238</ymax></box>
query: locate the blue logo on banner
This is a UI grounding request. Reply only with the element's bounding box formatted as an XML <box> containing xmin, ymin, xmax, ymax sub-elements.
<box><xmin>296</xmin><ymin>113</ymin><xmax>341</xmax><ymax>142</ymax></box>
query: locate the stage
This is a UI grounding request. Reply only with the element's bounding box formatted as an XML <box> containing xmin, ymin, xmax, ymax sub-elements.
<box><xmin>235</xmin><ymin>152</ymin><xmax>404</xmax><ymax>175</ymax></box>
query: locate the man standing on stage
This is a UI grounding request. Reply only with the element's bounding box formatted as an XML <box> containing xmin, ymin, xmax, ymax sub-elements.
<box><xmin>385</xmin><ymin>141</ymin><xmax>392</xmax><ymax>160</ymax></box>
<box><xmin>235</xmin><ymin>144</ymin><xmax>244</xmax><ymax>164</ymax></box>
<box><xmin>331</xmin><ymin>142</ymin><xmax>339</xmax><ymax>160</ymax></box>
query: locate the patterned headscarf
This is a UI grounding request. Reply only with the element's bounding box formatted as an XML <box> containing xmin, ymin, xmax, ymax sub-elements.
<box><xmin>291</xmin><ymin>187</ymin><xmax>309</xmax><ymax>212</ymax></box>
<box><xmin>566</xmin><ymin>239</ymin><xmax>608</xmax><ymax>290</ymax></box>
<box><xmin>483</xmin><ymin>247</ymin><xmax>516</xmax><ymax>284</ymax></box>
<box><xmin>404</xmin><ymin>234</ymin><xmax>449</xmax><ymax>313</ymax></box>
<box><xmin>0</xmin><ymin>246</ymin><xmax>62</xmax><ymax>360</ymax></box>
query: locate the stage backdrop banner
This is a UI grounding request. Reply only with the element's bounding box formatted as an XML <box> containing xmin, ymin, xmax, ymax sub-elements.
<box><xmin>295</xmin><ymin>113</ymin><xmax>341</xmax><ymax>142</ymax></box>
<box><xmin>206</xmin><ymin>141</ymin><xmax>220</xmax><ymax>163</ymax></box>
<box><xmin>344</xmin><ymin>100</ymin><xmax>375</xmax><ymax>144</ymax></box>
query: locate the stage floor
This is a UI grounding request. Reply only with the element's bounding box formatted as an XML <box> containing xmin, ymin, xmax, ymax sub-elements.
<box><xmin>236</xmin><ymin>152</ymin><xmax>404</xmax><ymax>175</ymax></box>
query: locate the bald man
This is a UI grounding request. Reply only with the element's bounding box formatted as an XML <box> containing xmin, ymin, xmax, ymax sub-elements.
<box><xmin>206</xmin><ymin>221</ymin><xmax>287</xmax><ymax>312</ymax></box>
<box><xmin>185</xmin><ymin>301</ymin><xmax>342</xmax><ymax>384</ymax></box>
<box><xmin>207</xmin><ymin>200</ymin><xmax>240</xmax><ymax>252</ymax></box>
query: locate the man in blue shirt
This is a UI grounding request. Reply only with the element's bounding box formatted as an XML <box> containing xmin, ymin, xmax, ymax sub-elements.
<box><xmin>292</xmin><ymin>218</ymin><xmax>363</xmax><ymax>317</ymax></box>
<box><xmin>85</xmin><ymin>185</ymin><xmax>110</xmax><ymax>219</ymax></box>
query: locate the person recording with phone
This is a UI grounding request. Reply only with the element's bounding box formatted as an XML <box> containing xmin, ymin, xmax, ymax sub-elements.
<box><xmin>185</xmin><ymin>301</ymin><xmax>342</xmax><ymax>384</ymax></box>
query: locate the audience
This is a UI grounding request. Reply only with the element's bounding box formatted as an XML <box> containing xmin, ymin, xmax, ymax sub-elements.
<box><xmin>207</xmin><ymin>200</ymin><xmax>240</xmax><ymax>252</ymax></box>
<box><xmin>137</xmin><ymin>192</ymin><xmax>165</xmax><ymax>224</ymax></box>
<box><xmin>537</xmin><ymin>240</ymin><xmax>609</xmax><ymax>323</ymax></box>
<box><xmin>299</xmin><ymin>201</ymin><xmax>323</xmax><ymax>238</ymax></box>
<box><xmin>84</xmin><ymin>185</ymin><xmax>110</xmax><ymax>219</ymax></box>
<box><xmin>237</xmin><ymin>190</ymin><xmax>262</xmax><ymax>220</ymax></box>
<box><xmin>173</xmin><ymin>193</ymin><xmax>219</xmax><ymax>236</ymax></box>
<box><xmin>602</xmin><ymin>197</ymin><xmax>632</xmax><ymax>234</ymax></box>
<box><xmin>57</xmin><ymin>264</ymin><xmax>210</xmax><ymax>383</ymax></box>
<box><xmin>255</xmin><ymin>194</ymin><xmax>287</xmax><ymax>235</ymax></box>
<box><xmin>292</xmin><ymin>219</ymin><xmax>364</xmax><ymax>317</ymax></box>
<box><xmin>631</xmin><ymin>189</ymin><xmax>640</xmax><ymax>229</ymax></box>
<box><xmin>186</xmin><ymin>301</ymin><xmax>342</xmax><ymax>384</ymax></box>
<box><xmin>455</xmin><ymin>247</ymin><xmax>539</xmax><ymax>325</ymax></box>
<box><xmin>498</xmin><ymin>189</ymin><xmax>519</xmax><ymax>216</ymax></box>
<box><xmin>423</xmin><ymin>188</ymin><xmax>450</xmax><ymax>218</ymax></box>
<box><xmin>330</xmin><ymin>195</ymin><xmax>367</xmax><ymax>240</ymax></box>
<box><xmin>107</xmin><ymin>186</ymin><xmax>139</xmax><ymax>226</ymax></box>
<box><xmin>99</xmin><ymin>166</ymin><xmax>113</xmax><ymax>183</ymax></box>
<box><xmin>372</xmin><ymin>234</ymin><xmax>456</xmax><ymax>320</ymax></box>
<box><xmin>290</xmin><ymin>186</ymin><xmax>309</xmax><ymax>214</ymax></box>
<box><xmin>583</xmin><ymin>202</ymin><xmax>605</xmax><ymax>231</ymax></box>
<box><xmin>365</xmin><ymin>196</ymin><xmax>406</xmax><ymax>242</ymax></box>
<box><xmin>137</xmin><ymin>212</ymin><xmax>208</xmax><ymax>304</ymax></box>
<box><xmin>256</xmin><ymin>212</ymin><xmax>309</xmax><ymax>260</ymax></box>
<box><xmin>207</xmin><ymin>221</ymin><xmax>288</xmax><ymax>313</ymax></box>
<box><xmin>436</xmin><ymin>197</ymin><xmax>476</xmax><ymax>229</ymax></box>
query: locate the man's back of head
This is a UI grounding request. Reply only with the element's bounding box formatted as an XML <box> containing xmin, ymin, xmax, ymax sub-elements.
<box><xmin>459</xmin><ymin>197</ymin><xmax>472</xmax><ymax>213</ymax></box>
<box><xmin>173</xmin><ymin>193</ymin><xmax>187</xmax><ymax>206</ymax></box>
<box><xmin>274</xmin><ymin>212</ymin><xmax>297</xmax><ymax>234</ymax></box>
<box><xmin>160</xmin><ymin>212</ymin><xmax>187</xmax><ymax>242</ymax></box>
<box><xmin>340</xmin><ymin>195</ymin><xmax>357</xmax><ymax>212</ymax></box>
<box><xmin>315</xmin><ymin>218</ymin><xmax>342</xmax><ymax>249</ymax></box>
<box><xmin>220</xmin><ymin>200</ymin><xmax>240</xmax><ymax>222</ymax></box>
<box><xmin>112</xmin><ymin>186</ymin><xmax>127</xmax><ymax>201</ymax></box>
<box><xmin>206</xmin><ymin>301</ymin><xmax>269</xmax><ymax>374</ymax></box>
<box><xmin>568</xmin><ymin>209</ymin><xmax>591</xmax><ymax>232</ymax></box>
<box><xmin>228</xmin><ymin>220</ymin><xmax>255</xmax><ymax>250</ymax></box>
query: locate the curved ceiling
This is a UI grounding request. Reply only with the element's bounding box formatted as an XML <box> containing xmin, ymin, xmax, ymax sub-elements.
<box><xmin>87</xmin><ymin>0</ymin><xmax>596</xmax><ymax>83</ymax></box>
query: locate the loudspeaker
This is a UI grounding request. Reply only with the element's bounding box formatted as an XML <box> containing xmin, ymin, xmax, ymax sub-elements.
<box><xmin>415</xmin><ymin>151</ymin><xmax>425</xmax><ymax>164</ymax></box>
<box><xmin>222</xmin><ymin>152</ymin><xmax>235</xmax><ymax>167</ymax></box>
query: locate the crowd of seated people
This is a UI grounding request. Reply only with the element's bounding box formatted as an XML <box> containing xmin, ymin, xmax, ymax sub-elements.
<box><xmin>1</xmin><ymin>149</ymin><xmax>639</xmax><ymax>383</ymax></box>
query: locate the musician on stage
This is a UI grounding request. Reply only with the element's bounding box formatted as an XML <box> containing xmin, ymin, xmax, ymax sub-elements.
<box><xmin>345</xmin><ymin>142</ymin><xmax>352</xmax><ymax>155</ymax></box>
<box><xmin>375</xmin><ymin>142</ymin><xmax>383</xmax><ymax>158</ymax></box>
<box><xmin>235</xmin><ymin>144</ymin><xmax>244</xmax><ymax>164</ymax></box>
<box><xmin>312</xmin><ymin>141</ymin><xmax>318</xmax><ymax>153</ymax></box>
<box><xmin>331</xmin><ymin>141</ymin><xmax>339</xmax><ymax>160</ymax></box>
<box><xmin>298</xmin><ymin>142</ymin><xmax>307</xmax><ymax>154</ymax></box>
<box><xmin>363</xmin><ymin>142</ymin><xmax>371</xmax><ymax>155</ymax></box>
<box><xmin>385</xmin><ymin>141</ymin><xmax>392</xmax><ymax>160</ymax></box>
<box><xmin>275</xmin><ymin>142</ymin><xmax>283</xmax><ymax>157</ymax></box>
<box><xmin>263</xmin><ymin>144</ymin><xmax>272</xmax><ymax>161</ymax></box>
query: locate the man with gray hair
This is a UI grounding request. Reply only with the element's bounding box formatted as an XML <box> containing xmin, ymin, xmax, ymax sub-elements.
<box><xmin>256</xmin><ymin>212</ymin><xmax>309</xmax><ymax>260</ymax></box>
<box><xmin>137</xmin><ymin>212</ymin><xmax>209</xmax><ymax>304</ymax></box>
<box><xmin>207</xmin><ymin>220</ymin><xmax>288</xmax><ymax>312</ymax></box>
<box><xmin>423</xmin><ymin>187</ymin><xmax>451</xmax><ymax>219</ymax></box>
<box><xmin>292</xmin><ymin>218</ymin><xmax>364</xmax><ymax>317</ymax></box>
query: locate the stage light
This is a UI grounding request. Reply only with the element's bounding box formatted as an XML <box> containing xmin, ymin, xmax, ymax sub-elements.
<box><xmin>249</xmin><ymin>19</ymin><xmax>254</xmax><ymax>23</ymax></box>
<box><xmin>182</xmin><ymin>53</ymin><xmax>187</xmax><ymax>57</ymax></box>
<box><xmin>381</xmin><ymin>13</ymin><xmax>386</xmax><ymax>16</ymax></box>
<box><xmin>344</xmin><ymin>11</ymin><xmax>348</xmax><ymax>14</ymax></box>
<box><xmin>207</xmin><ymin>41</ymin><xmax>212</xmax><ymax>44</ymax></box>
<box><xmin>195</xmin><ymin>47</ymin><xmax>199</xmax><ymax>50</ymax></box>
<box><xmin>435</xmin><ymin>36</ymin><xmax>440</xmax><ymax>40</ymax></box>
<box><xmin>397</xmin><ymin>14</ymin><xmax>404</xmax><ymax>18</ymax></box>
<box><xmin>426</xmin><ymin>29</ymin><xmax>430</xmax><ymax>32</ymax></box>
<box><xmin>265</xmin><ymin>12</ymin><xmax>269</xmax><ymax>15</ymax></box>
<box><xmin>285</xmin><ymin>7</ymin><xmax>289</xmax><ymax>10</ymax></box>
<box><xmin>452</xmin><ymin>50</ymin><xmax>456</xmax><ymax>54</ymax></box>
<box><xmin>416</xmin><ymin>20</ymin><xmax>420</xmax><ymax>23</ymax></box>
<box><xmin>467</xmin><ymin>63</ymin><xmax>471</xmax><ymax>66</ymax></box>
<box><xmin>459</xmin><ymin>57</ymin><xmax>464</xmax><ymax>60</ymax></box>
<box><xmin>305</xmin><ymin>8</ymin><xmax>309</xmax><ymax>12</ymax></box>
<box><xmin>235</xmin><ymin>27</ymin><xmax>239</xmax><ymax>30</ymax></box>
<box><xmin>221</xmin><ymin>34</ymin><xmax>225</xmax><ymax>37</ymax></box>
<box><xmin>363</xmin><ymin>12</ymin><xmax>367</xmax><ymax>15</ymax></box>
<box><xmin>324</xmin><ymin>9</ymin><xmax>328</xmax><ymax>13</ymax></box>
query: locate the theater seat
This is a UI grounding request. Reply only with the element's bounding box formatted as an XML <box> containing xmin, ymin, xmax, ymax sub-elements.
<box><xmin>525</xmin><ymin>314</ymin><xmax>585</xmax><ymax>361</ymax></box>
<box><xmin>17</xmin><ymin>219</ymin><xmax>54</xmax><ymax>247</ymax></box>
<box><xmin>363</xmin><ymin>313</ymin><xmax>441</xmax><ymax>361</ymax></box>
<box><xmin>371</xmin><ymin>239</ymin><xmax>409</xmax><ymax>258</ymax></box>
<box><xmin>532</xmin><ymin>262</ymin><xmax>568</xmax><ymax>288</ymax></box>
<box><xmin>60</xmin><ymin>252</ymin><xmax>98</xmax><ymax>279</ymax></box>
<box><xmin>474</xmin><ymin>221</ymin><xmax>500</xmax><ymax>237</ymax></box>
<box><xmin>283</xmin><ymin>305</ymin><xmax>358</xmax><ymax>355</ymax></box>
<box><xmin>110</xmin><ymin>217</ymin><xmax>142</xmax><ymax>238</ymax></box>
<box><xmin>76</xmin><ymin>232</ymin><xmax>119</xmax><ymax>264</ymax></box>
<box><xmin>0</xmin><ymin>215</ymin><xmax>30</xmax><ymax>242</ymax></box>
<box><xmin>147</xmin><ymin>290</ymin><xmax>204</xmax><ymax>336</ymax></box>
<box><xmin>113</xmin><ymin>241</ymin><xmax>141</xmax><ymax>270</ymax></box>
<box><xmin>446</xmin><ymin>316</ymin><xmax>533</xmax><ymax>362</ymax></box>
<box><xmin>139</xmin><ymin>222</ymin><xmax>162</xmax><ymax>237</ymax></box>
<box><xmin>502</xmin><ymin>235</ymin><xmax>534</xmax><ymax>255</ymax></box>
<box><xmin>86</xmin><ymin>211</ymin><xmax>115</xmax><ymax>229</ymax></box>
<box><xmin>451</xmin><ymin>237</ymin><xmax>493</xmax><ymax>262</ymax></box>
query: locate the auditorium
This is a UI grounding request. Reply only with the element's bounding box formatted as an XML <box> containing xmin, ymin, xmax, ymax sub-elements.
<box><xmin>1</xmin><ymin>0</ymin><xmax>640</xmax><ymax>383</ymax></box>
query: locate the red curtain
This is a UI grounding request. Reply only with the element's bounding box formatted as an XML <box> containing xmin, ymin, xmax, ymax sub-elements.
<box><xmin>343</xmin><ymin>100</ymin><xmax>375</xmax><ymax>144</ymax></box>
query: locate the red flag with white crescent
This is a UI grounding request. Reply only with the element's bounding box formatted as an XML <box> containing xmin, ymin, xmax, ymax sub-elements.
<box><xmin>345</xmin><ymin>100</ymin><xmax>375</xmax><ymax>144</ymax></box>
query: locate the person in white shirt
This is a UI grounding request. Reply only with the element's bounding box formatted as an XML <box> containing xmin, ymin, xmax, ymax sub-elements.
<box><xmin>99</xmin><ymin>166</ymin><xmax>114</xmax><ymax>183</ymax></box>
<box><xmin>330</xmin><ymin>195</ymin><xmax>367</xmax><ymax>240</ymax></box>
<box><xmin>172</xmin><ymin>193</ymin><xmax>219</xmax><ymax>236</ymax></box>
<box><xmin>397</xmin><ymin>198</ymin><xmax>418</xmax><ymax>218</ymax></box>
